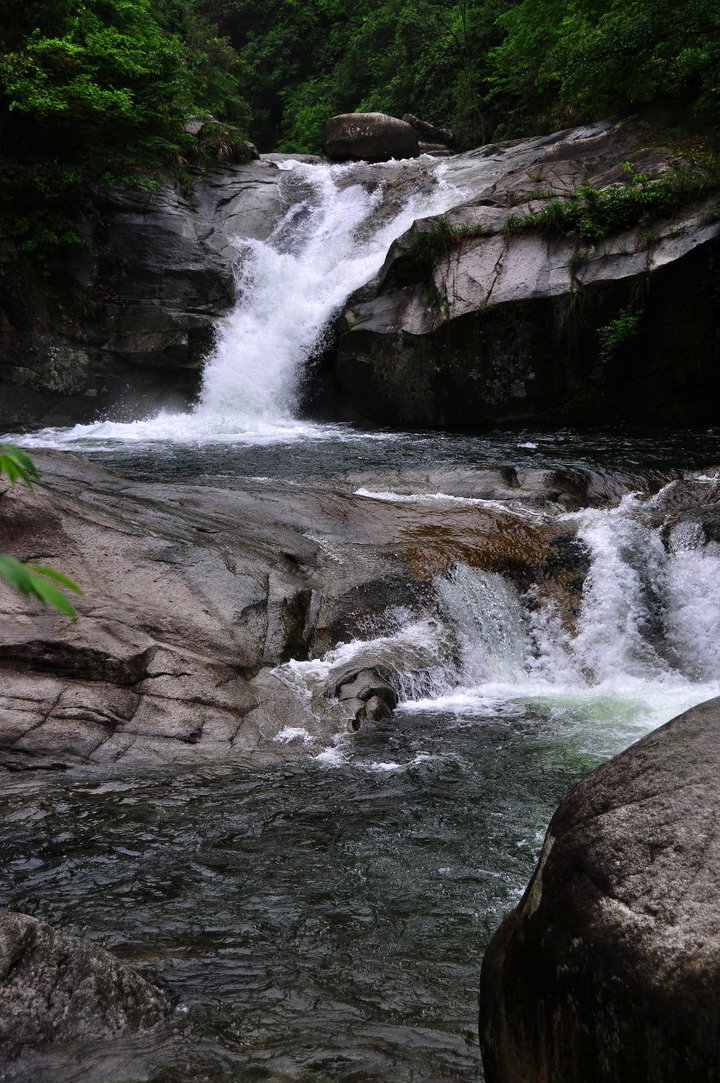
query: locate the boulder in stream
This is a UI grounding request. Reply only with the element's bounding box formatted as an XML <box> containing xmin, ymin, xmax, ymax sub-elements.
<box><xmin>332</xmin><ymin>665</ymin><xmax>399</xmax><ymax>729</ymax></box>
<box><xmin>0</xmin><ymin>912</ymin><xmax>167</xmax><ymax>1054</ymax></box>
<box><xmin>324</xmin><ymin>113</ymin><xmax>421</xmax><ymax>162</ymax></box>
<box><xmin>480</xmin><ymin>695</ymin><xmax>720</xmax><ymax>1083</ymax></box>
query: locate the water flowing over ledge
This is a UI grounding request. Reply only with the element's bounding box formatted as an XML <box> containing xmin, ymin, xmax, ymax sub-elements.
<box><xmin>10</xmin><ymin>156</ymin><xmax>466</xmax><ymax>449</ymax></box>
<box><xmin>2</xmin><ymin>136</ymin><xmax>720</xmax><ymax>1081</ymax></box>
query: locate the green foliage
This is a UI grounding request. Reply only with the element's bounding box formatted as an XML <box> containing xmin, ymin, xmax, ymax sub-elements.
<box><xmin>3</xmin><ymin>0</ymin><xmax>719</xmax><ymax>264</ymax></box>
<box><xmin>0</xmin><ymin>557</ymin><xmax>83</xmax><ymax>620</ymax></box>
<box><xmin>180</xmin><ymin>119</ymin><xmax>254</xmax><ymax>165</ymax></box>
<box><xmin>0</xmin><ymin>0</ymin><xmax>250</xmax><ymax>264</ymax></box>
<box><xmin>597</xmin><ymin>305</ymin><xmax>642</xmax><ymax>363</ymax></box>
<box><xmin>0</xmin><ymin>445</ymin><xmax>83</xmax><ymax>619</ymax></box>
<box><xmin>0</xmin><ymin>444</ymin><xmax>39</xmax><ymax>488</ymax></box>
<box><xmin>506</xmin><ymin>163</ymin><xmax>720</xmax><ymax>243</ymax></box>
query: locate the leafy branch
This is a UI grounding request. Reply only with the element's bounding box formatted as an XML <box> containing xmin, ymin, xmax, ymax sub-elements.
<box><xmin>0</xmin><ymin>444</ymin><xmax>83</xmax><ymax>619</ymax></box>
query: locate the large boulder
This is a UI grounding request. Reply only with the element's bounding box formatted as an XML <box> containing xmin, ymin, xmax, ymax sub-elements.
<box><xmin>324</xmin><ymin>113</ymin><xmax>420</xmax><ymax>162</ymax></box>
<box><xmin>480</xmin><ymin>695</ymin><xmax>720</xmax><ymax>1083</ymax></box>
<box><xmin>0</xmin><ymin>912</ymin><xmax>166</xmax><ymax>1054</ymax></box>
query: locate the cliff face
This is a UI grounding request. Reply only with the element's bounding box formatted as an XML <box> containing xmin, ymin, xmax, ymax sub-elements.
<box><xmin>335</xmin><ymin>119</ymin><xmax>720</xmax><ymax>427</ymax></box>
<box><xmin>0</xmin><ymin>157</ymin><xmax>294</xmax><ymax>429</ymax></box>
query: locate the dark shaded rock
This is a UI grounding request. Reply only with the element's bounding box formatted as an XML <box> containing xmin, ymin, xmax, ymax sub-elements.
<box><xmin>0</xmin><ymin>157</ymin><xmax>299</xmax><ymax>428</ymax></box>
<box><xmin>324</xmin><ymin>113</ymin><xmax>420</xmax><ymax>163</ymax></box>
<box><xmin>0</xmin><ymin>912</ymin><xmax>166</xmax><ymax>1054</ymax></box>
<box><xmin>480</xmin><ymin>695</ymin><xmax>720</xmax><ymax>1083</ymax></box>
<box><xmin>402</xmin><ymin>114</ymin><xmax>453</xmax><ymax>147</ymax></box>
<box><xmin>336</xmin><ymin>118</ymin><xmax>720</xmax><ymax>428</ymax></box>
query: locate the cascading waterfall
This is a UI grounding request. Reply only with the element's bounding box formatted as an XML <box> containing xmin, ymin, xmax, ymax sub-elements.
<box><xmin>6</xmin><ymin>152</ymin><xmax>720</xmax><ymax>751</ymax></box>
<box><xmin>280</xmin><ymin>477</ymin><xmax>720</xmax><ymax>764</ymax></box>
<box><xmin>20</xmin><ymin>158</ymin><xmax>464</xmax><ymax>446</ymax></box>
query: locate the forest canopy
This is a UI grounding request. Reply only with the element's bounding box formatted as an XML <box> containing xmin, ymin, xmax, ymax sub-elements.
<box><xmin>1</xmin><ymin>0</ymin><xmax>718</xmax><ymax>258</ymax></box>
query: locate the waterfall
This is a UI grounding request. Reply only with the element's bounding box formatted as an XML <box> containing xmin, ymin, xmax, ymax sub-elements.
<box><xmin>287</xmin><ymin>477</ymin><xmax>720</xmax><ymax>755</ymax></box>
<box><xmin>442</xmin><ymin>497</ymin><xmax>720</xmax><ymax>697</ymax></box>
<box><xmin>198</xmin><ymin>161</ymin><xmax>459</xmax><ymax>426</ymax></box>
<box><xmin>24</xmin><ymin>158</ymin><xmax>464</xmax><ymax>447</ymax></box>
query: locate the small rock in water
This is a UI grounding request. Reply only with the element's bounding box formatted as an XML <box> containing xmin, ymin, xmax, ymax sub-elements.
<box><xmin>331</xmin><ymin>665</ymin><xmax>399</xmax><ymax>730</ymax></box>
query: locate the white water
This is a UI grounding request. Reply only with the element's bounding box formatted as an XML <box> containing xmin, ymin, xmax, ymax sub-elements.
<box><xmin>6</xmin><ymin>151</ymin><xmax>718</xmax><ymax>758</ymax></box>
<box><xmin>279</xmin><ymin>477</ymin><xmax>720</xmax><ymax>762</ymax></box>
<box><xmin>15</xmin><ymin>158</ymin><xmax>464</xmax><ymax>449</ymax></box>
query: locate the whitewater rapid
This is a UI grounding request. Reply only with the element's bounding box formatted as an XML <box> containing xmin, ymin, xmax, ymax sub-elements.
<box><xmin>275</xmin><ymin>476</ymin><xmax>720</xmax><ymax>765</ymax></box>
<box><xmin>14</xmin><ymin>157</ymin><xmax>465</xmax><ymax>449</ymax></box>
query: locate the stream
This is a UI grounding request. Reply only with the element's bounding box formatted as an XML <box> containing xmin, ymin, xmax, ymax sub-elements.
<box><xmin>3</xmin><ymin>157</ymin><xmax>720</xmax><ymax>1081</ymax></box>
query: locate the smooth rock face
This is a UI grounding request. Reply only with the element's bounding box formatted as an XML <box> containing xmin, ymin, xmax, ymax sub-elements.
<box><xmin>324</xmin><ymin>113</ymin><xmax>420</xmax><ymax>162</ymax></box>
<box><xmin>0</xmin><ymin>912</ymin><xmax>166</xmax><ymax>1054</ymax></box>
<box><xmin>480</xmin><ymin>695</ymin><xmax>720</xmax><ymax>1083</ymax></box>
<box><xmin>0</xmin><ymin>452</ymin><xmax>615</xmax><ymax>770</ymax></box>
<box><xmin>0</xmin><ymin>157</ymin><xmax>297</xmax><ymax>429</ymax></box>
<box><xmin>336</xmin><ymin>118</ymin><xmax>720</xmax><ymax>426</ymax></box>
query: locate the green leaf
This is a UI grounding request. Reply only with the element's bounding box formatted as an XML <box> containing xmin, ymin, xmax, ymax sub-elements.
<box><xmin>0</xmin><ymin>444</ymin><xmax>39</xmax><ymax>488</ymax></box>
<box><xmin>0</xmin><ymin>555</ymin><xmax>34</xmax><ymax>592</ymax></box>
<box><xmin>0</xmin><ymin>555</ymin><xmax>81</xmax><ymax>620</ymax></box>
<box><xmin>26</xmin><ymin>563</ymin><xmax>84</xmax><ymax>595</ymax></box>
<box><xmin>25</xmin><ymin>576</ymin><xmax>79</xmax><ymax>619</ymax></box>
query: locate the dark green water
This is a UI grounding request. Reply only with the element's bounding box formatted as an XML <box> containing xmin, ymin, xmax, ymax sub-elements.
<box><xmin>0</xmin><ymin>701</ymin><xmax>609</xmax><ymax>1082</ymax></box>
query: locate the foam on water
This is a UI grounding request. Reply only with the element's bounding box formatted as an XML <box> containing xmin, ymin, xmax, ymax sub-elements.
<box><xmin>293</xmin><ymin>477</ymin><xmax>720</xmax><ymax>761</ymax></box>
<box><xmin>10</xmin><ymin>158</ymin><xmax>465</xmax><ymax>450</ymax></box>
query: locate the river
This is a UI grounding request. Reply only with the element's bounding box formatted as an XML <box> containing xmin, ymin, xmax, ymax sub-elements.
<box><xmin>2</xmin><ymin>157</ymin><xmax>720</xmax><ymax>1081</ymax></box>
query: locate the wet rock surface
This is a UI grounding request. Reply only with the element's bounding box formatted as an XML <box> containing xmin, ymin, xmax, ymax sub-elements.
<box><xmin>0</xmin><ymin>911</ymin><xmax>167</xmax><ymax>1054</ymax></box>
<box><xmin>0</xmin><ymin>449</ymin><xmax>646</xmax><ymax>770</ymax></box>
<box><xmin>1</xmin><ymin>450</ymin><xmax>713</xmax><ymax>770</ymax></box>
<box><xmin>480</xmin><ymin>694</ymin><xmax>720</xmax><ymax>1083</ymax></box>
<box><xmin>336</xmin><ymin>118</ymin><xmax>720</xmax><ymax>427</ymax></box>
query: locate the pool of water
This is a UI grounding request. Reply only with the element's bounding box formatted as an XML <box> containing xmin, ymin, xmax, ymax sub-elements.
<box><xmin>0</xmin><ymin>694</ymin><xmax>656</xmax><ymax>1083</ymax></box>
<box><xmin>13</xmin><ymin>423</ymin><xmax>720</xmax><ymax>483</ymax></box>
<box><xmin>2</xmin><ymin>426</ymin><xmax>719</xmax><ymax>1080</ymax></box>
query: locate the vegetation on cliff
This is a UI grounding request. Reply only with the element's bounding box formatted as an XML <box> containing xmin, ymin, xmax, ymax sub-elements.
<box><xmin>1</xmin><ymin>0</ymin><xmax>718</xmax><ymax>261</ymax></box>
<box><xmin>0</xmin><ymin>0</ymin><xmax>248</xmax><ymax>263</ymax></box>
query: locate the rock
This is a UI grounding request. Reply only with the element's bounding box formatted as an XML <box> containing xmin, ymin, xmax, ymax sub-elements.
<box><xmin>324</xmin><ymin>113</ymin><xmax>420</xmax><ymax>162</ymax></box>
<box><xmin>0</xmin><ymin>155</ymin><xmax>306</xmax><ymax>429</ymax></box>
<box><xmin>402</xmin><ymin>114</ymin><xmax>453</xmax><ymax>147</ymax></box>
<box><xmin>331</xmin><ymin>665</ymin><xmax>399</xmax><ymax>729</ymax></box>
<box><xmin>0</xmin><ymin>452</ymin><xmax>604</xmax><ymax>768</ymax></box>
<box><xmin>479</xmin><ymin>695</ymin><xmax>720</xmax><ymax>1083</ymax></box>
<box><xmin>0</xmin><ymin>912</ymin><xmax>166</xmax><ymax>1054</ymax></box>
<box><xmin>418</xmin><ymin>142</ymin><xmax>454</xmax><ymax>155</ymax></box>
<box><xmin>335</xmin><ymin>117</ymin><xmax>720</xmax><ymax>427</ymax></box>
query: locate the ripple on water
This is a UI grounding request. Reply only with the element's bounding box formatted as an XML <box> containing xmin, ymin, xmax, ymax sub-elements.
<box><xmin>0</xmin><ymin>698</ymin><xmax>652</xmax><ymax>1082</ymax></box>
